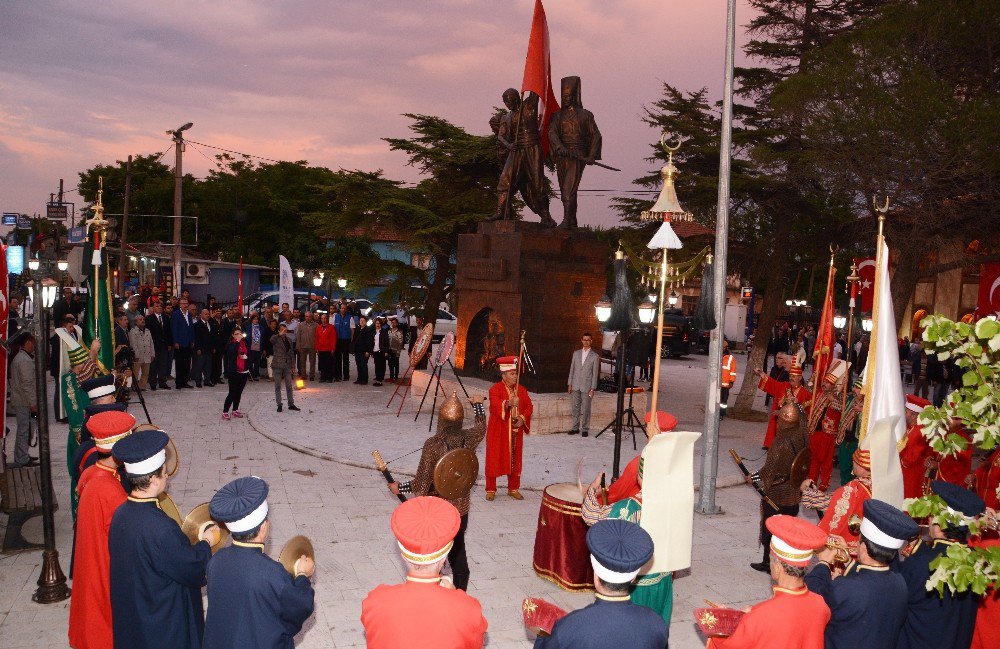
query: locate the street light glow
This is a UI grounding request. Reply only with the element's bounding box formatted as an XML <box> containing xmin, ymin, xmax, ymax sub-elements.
<box><xmin>595</xmin><ymin>296</ymin><xmax>612</xmax><ymax>323</ymax></box>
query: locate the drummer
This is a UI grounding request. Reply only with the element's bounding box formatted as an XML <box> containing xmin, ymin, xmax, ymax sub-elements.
<box><xmin>389</xmin><ymin>393</ymin><xmax>487</xmax><ymax>591</ymax></box>
<box><xmin>203</xmin><ymin>476</ymin><xmax>316</xmax><ymax>647</ymax></box>
<box><xmin>108</xmin><ymin>428</ymin><xmax>219</xmax><ymax>649</ymax></box>
<box><xmin>580</xmin><ymin>411</ymin><xmax>678</xmax><ymax>627</ymax></box>
<box><xmin>536</xmin><ymin>519</ymin><xmax>667</xmax><ymax>648</ymax></box>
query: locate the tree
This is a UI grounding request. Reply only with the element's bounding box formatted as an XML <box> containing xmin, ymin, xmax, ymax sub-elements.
<box><xmin>77</xmin><ymin>153</ymin><xmax>177</xmax><ymax>243</ymax></box>
<box><xmin>308</xmin><ymin>114</ymin><xmax>501</xmax><ymax>323</ymax></box>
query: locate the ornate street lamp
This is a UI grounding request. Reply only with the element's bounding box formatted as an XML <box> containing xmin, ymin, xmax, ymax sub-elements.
<box><xmin>638</xmin><ymin>300</ymin><xmax>656</xmax><ymax>325</ymax></box>
<box><xmin>833</xmin><ymin>315</ymin><xmax>847</xmax><ymax>330</ymax></box>
<box><xmin>312</xmin><ymin>275</ymin><xmax>322</xmax><ymax>288</ymax></box>
<box><xmin>296</xmin><ymin>269</ymin><xmax>305</xmax><ymax>279</ymax></box>
<box><xmin>668</xmin><ymin>291</ymin><xmax>679</xmax><ymax>307</ymax></box>
<box><xmin>594</xmin><ymin>296</ymin><xmax>612</xmax><ymax>324</ymax></box>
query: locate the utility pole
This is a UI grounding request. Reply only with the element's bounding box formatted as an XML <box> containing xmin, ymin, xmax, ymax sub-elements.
<box><xmin>697</xmin><ymin>0</ymin><xmax>738</xmax><ymax>515</ymax></box>
<box><xmin>169</xmin><ymin>123</ymin><xmax>193</xmax><ymax>297</ymax></box>
<box><xmin>118</xmin><ymin>156</ymin><xmax>133</xmax><ymax>295</ymax></box>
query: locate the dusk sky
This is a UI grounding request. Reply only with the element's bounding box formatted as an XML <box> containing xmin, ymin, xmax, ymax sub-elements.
<box><xmin>0</xmin><ymin>0</ymin><xmax>753</xmax><ymax>228</ymax></box>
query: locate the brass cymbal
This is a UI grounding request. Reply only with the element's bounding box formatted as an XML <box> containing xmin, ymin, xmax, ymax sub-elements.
<box><xmin>133</xmin><ymin>425</ymin><xmax>178</xmax><ymax>477</ymax></box>
<box><xmin>181</xmin><ymin>502</ymin><xmax>230</xmax><ymax>554</ymax></box>
<box><xmin>278</xmin><ymin>535</ymin><xmax>314</xmax><ymax>576</ymax></box>
<box><xmin>158</xmin><ymin>492</ymin><xmax>182</xmax><ymax>527</ymax></box>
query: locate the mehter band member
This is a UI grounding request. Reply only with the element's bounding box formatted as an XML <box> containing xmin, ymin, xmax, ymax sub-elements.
<box><xmin>485</xmin><ymin>356</ymin><xmax>533</xmax><ymax>501</ymax></box>
<box><xmin>755</xmin><ymin>357</ymin><xmax>811</xmax><ymax>448</ymax></box>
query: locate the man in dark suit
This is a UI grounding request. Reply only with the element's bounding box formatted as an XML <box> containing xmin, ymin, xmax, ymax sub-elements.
<box><xmin>193</xmin><ymin>308</ymin><xmax>215</xmax><ymax>388</ymax></box>
<box><xmin>113</xmin><ymin>314</ymin><xmax>132</xmax><ymax>370</ymax></box>
<box><xmin>211</xmin><ymin>306</ymin><xmax>229</xmax><ymax>385</ymax></box>
<box><xmin>145</xmin><ymin>302</ymin><xmax>172</xmax><ymax>390</ymax></box>
<box><xmin>171</xmin><ymin>298</ymin><xmax>195</xmax><ymax>388</ymax></box>
<box><xmin>352</xmin><ymin>315</ymin><xmax>374</xmax><ymax>385</ymax></box>
<box><xmin>371</xmin><ymin>316</ymin><xmax>390</xmax><ymax>386</ymax></box>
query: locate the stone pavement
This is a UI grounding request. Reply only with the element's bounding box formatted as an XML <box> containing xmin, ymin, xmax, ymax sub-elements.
<box><xmin>0</xmin><ymin>351</ymin><xmax>832</xmax><ymax>648</ymax></box>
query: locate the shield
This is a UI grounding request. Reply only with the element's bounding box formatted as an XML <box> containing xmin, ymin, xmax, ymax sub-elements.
<box><xmin>278</xmin><ymin>535</ymin><xmax>314</xmax><ymax>576</ymax></box>
<box><xmin>181</xmin><ymin>502</ymin><xmax>230</xmax><ymax>554</ymax></box>
<box><xmin>433</xmin><ymin>448</ymin><xmax>479</xmax><ymax>501</ymax></box>
<box><xmin>790</xmin><ymin>447</ymin><xmax>811</xmax><ymax>491</ymax></box>
<box><xmin>158</xmin><ymin>492</ymin><xmax>183</xmax><ymax>527</ymax></box>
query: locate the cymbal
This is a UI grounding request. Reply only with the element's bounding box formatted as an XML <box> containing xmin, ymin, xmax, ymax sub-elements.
<box><xmin>132</xmin><ymin>425</ymin><xmax>178</xmax><ymax>477</ymax></box>
<box><xmin>278</xmin><ymin>535</ymin><xmax>314</xmax><ymax>576</ymax></box>
<box><xmin>158</xmin><ymin>492</ymin><xmax>182</xmax><ymax>527</ymax></box>
<box><xmin>181</xmin><ymin>502</ymin><xmax>230</xmax><ymax>554</ymax></box>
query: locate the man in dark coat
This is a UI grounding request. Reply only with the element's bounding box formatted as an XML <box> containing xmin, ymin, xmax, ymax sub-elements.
<box><xmin>192</xmin><ymin>308</ymin><xmax>215</xmax><ymax>387</ymax></box>
<box><xmin>145</xmin><ymin>301</ymin><xmax>173</xmax><ymax>390</ymax></box>
<box><xmin>351</xmin><ymin>315</ymin><xmax>374</xmax><ymax>385</ymax></box>
<box><xmin>806</xmin><ymin>499</ymin><xmax>918</xmax><ymax>649</ymax></box>
<box><xmin>109</xmin><ymin>429</ymin><xmax>217</xmax><ymax>649</ymax></box>
<box><xmin>204</xmin><ymin>477</ymin><xmax>315</xmax><ymax>648</ymax></box>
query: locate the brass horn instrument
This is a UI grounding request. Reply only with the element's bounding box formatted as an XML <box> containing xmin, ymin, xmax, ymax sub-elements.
<box><xmin>826</xmin><ymin>514</ymin><xmax>862</xmax><ymax>564</ymax></box>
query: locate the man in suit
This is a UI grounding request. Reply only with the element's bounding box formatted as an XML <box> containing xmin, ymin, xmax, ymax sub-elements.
<box><xmin>352</xmin><ymin>315</ymin><xmax>374</xmax><ymax>385</ymax></box>
<box><xmin>171</xmin><ymin>298</ymin><xmax>195</xmax><ymax>388</ymax></box>
<box><xmin>567</xmin><ymin>332</ymin><xmax>601</xmax><ymax>437</ymax></box>
<box><xmin>146</xmin><ymin>302</ymin><xmax>172</xmax><ymax>390</ymax></box>
<box><xmin>193</xmin><ymin>308</ymin><xmax>215</xmax><ymax>388</ymax></box>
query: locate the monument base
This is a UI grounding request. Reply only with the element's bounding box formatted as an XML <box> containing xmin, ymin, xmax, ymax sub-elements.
<box><xmin>410</xmin><ymin>370</ymin><xmax>648</xmax><ymax>436</ymax></box>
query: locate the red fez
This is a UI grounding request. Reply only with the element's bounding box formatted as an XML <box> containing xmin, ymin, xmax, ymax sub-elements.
<box><xmin>789</xmin><ymin>358</ymin><xmax>803</xmax><ymax>377</ymax></box>
<box><xmin>853</xmin><ymin>448</ymin><xmax>871</xmax><ymax>470</ymax></box>
<box><xmin>88</xmin><ymin>411</ymin><xmax>136</xmax><ymax>451</ymax></box>
<box><xmin>390</xmin><ymin>496</ymin><xmax>460</xmax><ymax>564</ymax></box>
<box><xmin>497</xmin><ymin>356</ymin><xmax>518</xmax><ymax>372</ymax></box>
<box><xmin>766</xmin><ymin>514</ymin><xmax>827</xmax><ymax>566</ymax></box>
<box><xmin>905</xmin><ymin>394</ymin><xmax>931</xmax><ymax>414</ymax></box>
<box><xmin>521</xmin><ymin>598</ymin><xmax>568</xmax><ymax>637</ymax></box>
<box><xmin>644</xmin><ymin>410</ymin><xmax>678</xmax><ymax>432</ymax></box>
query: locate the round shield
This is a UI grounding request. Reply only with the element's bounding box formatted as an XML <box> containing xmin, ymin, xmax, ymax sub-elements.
<box><xmin>278</xmin><ymin>535</ymin><xmax>314</xmax><ymax>576</ymax></box>
<box><xmin>181</xmin><ymin>502</ymin><xmax>230</xmax><ymax>554</ymax></box>
<box><xmin>433</xmin><ymin>448</ymin><xmax>479</xmax><ymax>501</ymax></box>
<box><xmin>158</xmin><ymin>492</ymin><xmax>183</xmax><ymax>527</ymax></box>
<box><xmin>790</xmin><ymin>447</ymin><xmax>811</xmax><ymax>490</ymax></box>
<box><xmin>411</xmin><ymin>324</ymin><xmax>434</xmax><ymax>366</ymax></box>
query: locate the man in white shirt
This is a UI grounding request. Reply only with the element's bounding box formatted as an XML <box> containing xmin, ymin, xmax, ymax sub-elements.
<box><xmin>567</xmin><ymin>333</ymin><xmax>601</xmax><ymax>437</ymax></box>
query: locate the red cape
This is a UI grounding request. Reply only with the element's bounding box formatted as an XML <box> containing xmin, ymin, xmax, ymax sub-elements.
<box><xmin>486</xmin><ymin>382</ymin><xmax>532</xmax><ymax>478</ymax></box>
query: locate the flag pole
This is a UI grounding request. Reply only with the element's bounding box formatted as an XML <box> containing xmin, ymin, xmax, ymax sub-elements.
<box><xmin>858</xmin><ymin>196</ymin><xmax>891</xmax><ymax>445</ymax></box>
<box><xmin>841</xmin><ymin>261</ymin><xmax>860</xmax><ymax>414</ymax></box>
<box><xmin>808</xmin><ymin>249</ymin><xmax>837</xmax><ymax>425</ymax></box>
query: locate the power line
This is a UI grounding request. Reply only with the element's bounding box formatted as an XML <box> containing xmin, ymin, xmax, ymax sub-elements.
<box><xmin>186</xmin><ymin>139</ymin><xmax>287</xmax><ymax>164</ymax></box>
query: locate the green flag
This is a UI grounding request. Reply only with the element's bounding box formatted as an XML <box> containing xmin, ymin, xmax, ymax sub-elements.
<box><xmin>82</xmin><ymin>229</ymin><xmax>115</xmax><ymax>370</ymax></box>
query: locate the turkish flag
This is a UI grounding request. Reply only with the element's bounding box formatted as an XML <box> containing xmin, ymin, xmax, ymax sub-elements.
<box><xmin>521</xmin><ymin>0</ymin><xmax>559</xmax><ymax>155</ymax></box>
<box><xmin>854</xmin><ymin>257</ymin><xmax>876</xmax><ymax>312</ymax></box>
<box><xmin>977</xmin><ymin>262</ymin><xmax>1000</xmax><ymax>318</ymax></box>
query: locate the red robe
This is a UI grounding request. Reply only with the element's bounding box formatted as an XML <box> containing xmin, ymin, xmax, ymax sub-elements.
<box><xmin>819</xmin><ymin>477</ymin><xmax>871</xmax><ymax>556</ymax></box>
<box><xmin>808</xmin><ymin>407</ymin><xmax>841</xmax><ymax>491</ymax></box>
<box><xmin>758</xmin><ymin>375</ymin><xmax>810</xmax><ymax>447</ymax></box>
<box><xmin>937</xmin><ymin>428</ymin><xmax>972</xmax><ymax>487</ymax></box>
<box><xmin>974</xmin><ymin>448</ymin><xmax>1000</xmax><ymax>510</ymax></box>
<box><xmin>707</xmin><ymin>586</ymin><xmax>830</xmax><ymax>649</ymax></box>
<box><xmin>971</xmin><ymin>538</ymin><xmax>1000</xmax><ymax>649</ymax></box>
<box><xmin>485</xmin><ymin>381</ymin><xmax>533</xmax><ymax>490</ymax></box>
<box><xmin>361</xmin><ymin>577</ymin><xmax>488</xmax><ymax>648</ymax></box>
<box><xmin>606</xmin><ymin>455</ymin><xmax>642</xmax><ymax>504</ymax></box>
<box><xmin>899</xmin><ymin>424</ymin><xmax>934</xmax><ymax>499</ymax></box>
<box><xmin>69</xmin><ymin>461</ymin><xmax>127</xmax><ymax>649</ymax></box>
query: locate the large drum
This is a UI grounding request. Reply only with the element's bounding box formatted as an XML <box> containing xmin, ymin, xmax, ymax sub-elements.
<box><xmin>532</xmin><ymin>483</ymin><xmax>594</xmax><ymax>592</ymax></box>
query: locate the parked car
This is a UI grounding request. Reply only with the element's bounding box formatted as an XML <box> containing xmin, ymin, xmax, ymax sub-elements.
<box><xmin>408</xmin><ymin>307</ymin><xmax>457</xmax><ymax>342</ymax></box>
<box><xmin>659</xmin><ymin>309</ymin><xmax>692</xmax><ymax>358</ymax></box>
<box><xmin>243</xmin><ymin>290</ymin><xmax>325</xmax><ymax>315</ymax></box>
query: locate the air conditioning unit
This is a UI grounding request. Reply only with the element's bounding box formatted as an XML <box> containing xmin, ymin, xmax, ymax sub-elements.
<box><xmin>185</xmin><ymin>263</ymin><xmax>209</xmax><ymax>284</ymax></box>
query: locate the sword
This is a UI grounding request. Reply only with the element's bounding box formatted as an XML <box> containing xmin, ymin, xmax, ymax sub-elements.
<box><xmin>590</xmin><ymin>161</ymin><xmax>621</xmax><ymax>172</ymax></box>
<box><xmin>372</xmin><ymin>450</ymin><xmax>407</xmax><ymax>503</ymax></box>
<box><xmin>728</xmin><ymin>449</ymin><xmax>779</xmax><ymax>510</ymax></box>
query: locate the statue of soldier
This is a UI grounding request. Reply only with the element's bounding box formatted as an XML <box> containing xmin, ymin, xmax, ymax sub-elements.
<box><xmin>548</xmin><ymin>76</ymin><xmax>602</xmax><ymax>228</ymax></box>
<box><xmin>490</xmin><ymin>89</ymin><xmax>556</xmax><ymax>226</ymax></box>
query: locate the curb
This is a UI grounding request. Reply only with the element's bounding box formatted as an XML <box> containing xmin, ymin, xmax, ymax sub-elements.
<box><xmin>249</xmin><ymin>408</ymin><xmax>748</xmax><ymax>495</ymax></box>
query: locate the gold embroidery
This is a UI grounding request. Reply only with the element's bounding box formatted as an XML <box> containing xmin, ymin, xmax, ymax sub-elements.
<box><xmin>829</xmin><ymin>483</ymin><xmax>853</xmax><ymax>532</ymax></box>
<box><xmin>699</xmin><ymin>611</ymin><xmax>718</xmax><ymax>629</ymax></box>
<box><xmin>522</xmin><ymin>599</ymin><xmax>538</xmax><ymax>615</ymax></box>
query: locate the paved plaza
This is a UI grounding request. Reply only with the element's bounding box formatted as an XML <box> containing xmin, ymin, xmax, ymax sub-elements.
<box><xmin>0</xmin><ymin>352</ymin><xmax>834</xmax><ymax>648</ymax></box>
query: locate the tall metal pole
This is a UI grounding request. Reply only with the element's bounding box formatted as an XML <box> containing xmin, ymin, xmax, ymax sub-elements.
<box><xmin>31</xmin><ymin>272</ymin><xmax>70</xmax><ymax>603</ymax></box>
<box><xmin>119</xmin><ymin>155</ymin><xmax>132</xmax><ymax>295</ymax></box>
<box><xmin>171</xmin><ymin>127</ymin><xmax>188</xmax><ymax>298</ymax></box>
<box><xmin>697</xmin><ymin>0</ymin><xmax>737</xmax><ymax>515</ymax></box>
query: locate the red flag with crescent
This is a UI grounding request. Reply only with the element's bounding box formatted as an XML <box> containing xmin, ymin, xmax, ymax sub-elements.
<box><xmin>520</xmin><ymin>0</ymin><xmax>559</xmax><ymax>155</ymax></box>
<box><xmin>977</xmin><ymin>262</ymin><xmax>1000</xmax><ymax>319</ymax></box>
<box><xmin>809</xmin><ymin>261</ymin><xmax>836</xmax><ymax>424</ymax></box>
<box><xmin>854</xmin><ymin>257</ymin><xmax>876</xmax><ymax>312</ymax></box>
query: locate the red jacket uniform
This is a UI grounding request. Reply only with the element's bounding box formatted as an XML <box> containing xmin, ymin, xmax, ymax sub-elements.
<box><xmin>708</xmin><ymin>586</ymin><xmax>830</xmax><ymax>649</ymax></box>
<box><xmin>485</xmin><ymin>381</ymin><xmax>533</xmax><ymax>490</ymax></box>
<box><xmin>974</xmin><ymin>448</ymin><xmax>1000</xmax><ymax>510</ymax></box>
<box><xmin>361</xmin><ymin>577</ymin><xmax>488</xmax><ymax>648</ymax></box>
<box><xmin>937</xmin><ymin>428</ymin><xmax>973</xmax><ymax>487</ymax></box>
<box><xmin>758</xmin><ymin>375</ymin><xmax>811</xmax><ymax>447</ymax></box>
<box><xmin>68</xmin><ymin>462</ymin><xmax>128</xmax><ymax>649</ymax></box>
<box><xmin>314</xmin><ymin>323</ymin><xmax>337</xmax><ymax>353</ymax></box>
<box><xmin>899</xmin><ymin>424</ymin><xmax>934</xmax><ymax>499</ymax></box>
<box><xmin>819</xmin><ymin>477</ymin><xmax>871</xmax><ymax>555</ymax></box>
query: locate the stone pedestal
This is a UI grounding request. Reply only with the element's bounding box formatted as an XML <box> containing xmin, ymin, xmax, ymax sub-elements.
<box><xmin>454</xmin><ymin>221</ymin><xmax>608</xmax><ymax>393</ymax></box>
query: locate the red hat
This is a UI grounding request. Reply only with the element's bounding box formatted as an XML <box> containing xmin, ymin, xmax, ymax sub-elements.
<box><xmin>905</xmin><ymin>394</ymin><xmax>931</xmax><ymax>414</ymax></box>
<box><xmin>852</xmin><ymin>447</ymin><xmax>871</xmax><ymax>471</ymax></box>
<box><xmin>390</xmin><ymin>496</ymin><xmax>460</xmax><ymax>565</ymax></box>
<box><xmin>644</xmin><ymin>410</ymin><xmax>678</xmax><ymax>433</ymax></box>
<box><xmin>88</xmin><ymin>411</ymin><xmax>136</xmax><ymax>451</ymax></box>
<box><xmin>521</xmin><ymin>598</ymin><xmax>568</xmax><ymax>637</ymax></box>
<box><xmin>497</xmin><ymin>356</ymin><xmax>518</xmax><ymax>372</ymax></box>
<box><xmin>789</xmin><ymin>358</ymin><xmax>803</xmax><ymax>377</ymax></box>
<box><xmin>766</xmin><ymin>514</ymin><xmax>827</xmax><ymax>566</ymax></box>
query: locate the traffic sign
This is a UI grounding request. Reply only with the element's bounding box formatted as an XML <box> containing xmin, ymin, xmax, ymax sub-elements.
<box><xmin>68</xmin><ymin>227</ymin><xmax>86</xmax><ymax>244</ymax></box>
<box><xmin>2</xmin><ymin>213</ymin><xmax>17</xmax><ymax>226</ymax></box>
<box><xmin>16</xmin><ymin>214</ymin><xmax>31</xmax><ymax>230</ymax></box>
<box><xmin>46</xmin><ymin>203</ymin><xmax>69</xmax><ymax>221</ymax></box>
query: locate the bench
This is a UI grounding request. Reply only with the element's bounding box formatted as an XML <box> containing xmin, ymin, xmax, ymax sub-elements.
<box><xmin>0</xmin><ymin>464</ymin><xmax>53</xmax><ymax>553</ymax></box>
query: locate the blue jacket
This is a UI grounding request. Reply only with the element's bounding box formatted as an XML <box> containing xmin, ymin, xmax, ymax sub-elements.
<box><xmin>172</xmin><ymin>309</ymin><xmax>195</xmax><ymax>347</ymax></box>
<box><xmin>806</xmin><ymin>561</ymin><xmax>908</xmax><ymax>649</ymax></box>
<box><xmin>333</xmin><ymin>312</ymin><xmax>354</xmax><ymax>340</ymax></box>
<box><xmin>896</xmin><ymin>539</ymin><xmax>979</xmax><ymax>649</ymax></box>
<box><xmin>204</xmin><ymin>542</ymin><xmax>315</xmax><ymax>649</ymax></box>
<box><xmin>109</xmin><ymin>497</ymin><xmax>212</xmax><ymax>649</ymax></box>
<box><xmin>534</xmin><ymin>595</ymin><xmax>667</xmax><ymax>649</ymax></box>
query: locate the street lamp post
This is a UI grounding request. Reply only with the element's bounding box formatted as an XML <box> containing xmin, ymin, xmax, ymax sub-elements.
<box><xmin>26</xmin><ymin>257</ymin><xmax>71</xmax><ymax>603</ymax></box>
<box><xmin>169</xmin><ymin>122</ymin><xmax>192</xmax><ymax>299</ymax></box>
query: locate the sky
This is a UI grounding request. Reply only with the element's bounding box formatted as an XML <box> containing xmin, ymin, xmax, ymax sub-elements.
<box><xmin>0</xmin><ymin>0</ymin><xmax>754</xmax><ymax>229</ymax></box>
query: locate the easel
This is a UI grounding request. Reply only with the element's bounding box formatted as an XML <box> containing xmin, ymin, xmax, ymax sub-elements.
<box><xmin>414</xmin><ymin>358</ymin><xmax>474</xmax><ymax>431</ymax></box>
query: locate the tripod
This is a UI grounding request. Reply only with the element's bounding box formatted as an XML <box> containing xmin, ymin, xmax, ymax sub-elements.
<box><xmin>595</xmin><ymin>366</ymin><xmax>646</xmax><ymax>450</ymax></box>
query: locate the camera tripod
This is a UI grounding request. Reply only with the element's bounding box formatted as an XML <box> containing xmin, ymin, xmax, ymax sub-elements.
<box><xmin>595</xmin><ymin>369</ymin><xmax>646</xmax><ymax>450</ymax></box>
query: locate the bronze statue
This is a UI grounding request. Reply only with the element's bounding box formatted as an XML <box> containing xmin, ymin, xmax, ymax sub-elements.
<box><xmin>548</xmin><ymin>76</ymin><xmax>602</xmax><ymax>228</ymax></box>
<box><xmin>490</xmin><ymin>89</ymin><xmax>556</xmax><ymax>226</ymax></box>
